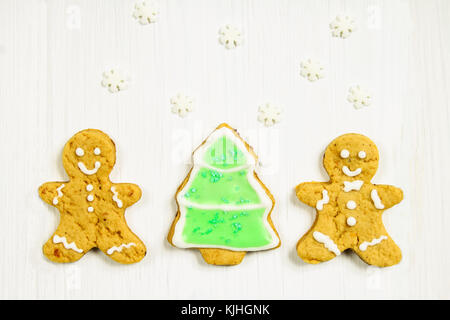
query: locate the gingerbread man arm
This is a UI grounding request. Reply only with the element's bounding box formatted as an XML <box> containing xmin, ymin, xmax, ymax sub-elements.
<box><xmin>39</xmin><ymin>182</ymin><xmax>67</xmax><ymax>206</ymax></box>
<box><xmin>295</xmin><ymin>182</ymin><xmax>328</xmax><ymax>208</ymax></box>
<box><xmin>110</xmin><ymin>183</ymin><xmax>142</xmax><ymax>209</ymax></box>
<box><xmin>371</xmin><ymin>184</ymin><xmax>403</xmax><ymax>210</ymax></box>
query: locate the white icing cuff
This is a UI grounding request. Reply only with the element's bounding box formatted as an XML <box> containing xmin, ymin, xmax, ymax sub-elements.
<box><xmin>53</xmin><ymin>235</ymin><xmax>83</xmax><ymax>253</ymax></box>
<box><xmin>107</xmin><ymin>243</ymin><xmax>136</xmax><ymax>255</ymax></box>
<box><xmin>313</xmin><ymin>231</ymin><xmax>340</xmax><ymax>256</ymax></box>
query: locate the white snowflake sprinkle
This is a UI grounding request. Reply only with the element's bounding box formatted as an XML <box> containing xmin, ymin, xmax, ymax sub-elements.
<box><xmin>330</xmin><ymin>15</ymin><xmax>356</xmax><ymax>39</ymax></box>
<box><xmin>218</xmin><ymin>25</ymin><xmax>243</xmax><ymax>49</ymax></box>
<box><xmin>133</xmin><ymin>1</ymin><xmax>159</xmax><ymax>25</ymax></box>
<box><xmin>347</xmin><ymin>85</ymin><xmax>372</xmax><ymax>109</ymax></box>
<box><xmin>257</xmin><ymin>103</ymin><xmax>282</xmax><ymax>127</ymax></box>
<box><xmin>170</xmin><ymin>94</ymin><xmax>194</xmax><ymax>117</ymax></box>
<box><xmin>300</xmin><ymin>59</ymin><xmax>325</xmax><ymax>82</ymax></box>
<box><xmin>101</xmin><ymin>69</ymin><xmax>130</xmax><ymax>93</ymax></box>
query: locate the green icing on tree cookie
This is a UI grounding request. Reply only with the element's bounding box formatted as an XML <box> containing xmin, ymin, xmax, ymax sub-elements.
<box><xmin>183</xmin><ymin>168</ymin><xmax>262</xmax><ymax>206</ymax></box>
<box><xmin>203</xmin><ymin>135</ymin><xmax>246</xmax><ymax>169</ymax></box>
<box><xmin>182</xmin><ymin>207</ymin><xmax>272</xmax><ymax>248</ymax></box>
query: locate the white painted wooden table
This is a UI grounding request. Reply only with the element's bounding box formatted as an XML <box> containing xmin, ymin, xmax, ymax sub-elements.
<box><xmin>0</xmin><ymin>0</ymin><xmax>449</xmax><ymax>299</ymax></box>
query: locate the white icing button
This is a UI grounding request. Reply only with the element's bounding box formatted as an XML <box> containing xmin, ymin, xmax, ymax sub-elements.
<box><xmin>347</xmin><ymin>216</ymin><xmax>357</xmax><ymax>226</ymax></box>
<box><xmin>358</xmin><ymin>151</ymin><xmax>366</xmax><ymax>159</ymax></box>
<box><xmin>87</xmin><ymin>194</ymin><xmax>94</xmax><ymax>202</ymax></box>
<box><xmin>94</xmin><ymin>147</ymin><xmax>101</xmax><ymax>155</ymax></box>
<box><xmin>346</xmin><ymin>200</ymin><xmax>357</xmax><ymax>210</ymax></box>
<box><xmin>75</xmin><ymin>147</ymin><xmax>84</xmax><ymax>157</ymax></box>
<box><xmin>87</xmin><ymin>207</ymin><xmax>94</xmax><ymax>213</ymax></box>
<box><xmin>86</xmin><ymin>184</ymin><xmax>93</xmax><ymax>192</ymax></box>
<box><xmin>340</xmin><ymin>149</ymin><xmax>350</xmax><ymax>158</ymax></box>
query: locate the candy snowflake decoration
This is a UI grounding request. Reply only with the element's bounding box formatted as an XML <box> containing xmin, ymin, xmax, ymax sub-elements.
<box><xmin>347</xmin><ymin>85</ymin><xmax>372</xmax><ymax>109</ymax></box>
<box><xmin>257</xmin><ymin>103</ymin><xmax>282</xmax><ymax>127</ymax></box>
<box><xmin>300</xmin><ymin>59</ymin><xmax>325</xmax><ymax>82</ymax></box>
<box><xmin>170</xmin><ymin>93</ymin><xmax>195</xmax><ymax>117</ymax></box>
<box><xmin>218</xmin><ymin>25</ymin><xmax>243</xmax><ymax>49</ymax></box>
<box><xmin>101</xmin><ymin>69</ymin><xmax>130</xmax><ymax>93</ymax></box>
<box><xmin>133</xmin><ymin>1</ymin><xmax>159</xmax><ymax>25</ymax></box>
<box><xmin>330</xmin><ymin>15</ymin><xmax>356</xmax><ymax>39</ymax></box>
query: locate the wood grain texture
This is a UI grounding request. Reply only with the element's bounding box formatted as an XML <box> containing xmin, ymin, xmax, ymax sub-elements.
<box><xmin>0</xmin><ymin>0</ymin><xmax>449</xmax><ymax>299</ymax></box>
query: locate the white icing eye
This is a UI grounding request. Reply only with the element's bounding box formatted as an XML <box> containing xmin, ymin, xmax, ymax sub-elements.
<box><xmin>358</xmin><ymin>151</ymin><xmax>366</xmax><ymax>159</ymax></box>
<box><xmin>340</xmin><ymin>149</ymin><xmax>350</xmax><ymax>158</ymax></box>
<box><xmin>94</xmin><ymin>147</ymin><xmax>101</xmax><ymax>155</ymax></box>
<box><xmin>75</xmin><ymin>148</ymin><xmax>84</xmax><ymax>157</ymax></box>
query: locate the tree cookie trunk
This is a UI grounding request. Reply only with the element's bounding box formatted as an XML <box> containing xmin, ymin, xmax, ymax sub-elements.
<box><xmin>199</xmin><ymin>248</ymin><xmax>246</xmax><ymax>266</ymax></box>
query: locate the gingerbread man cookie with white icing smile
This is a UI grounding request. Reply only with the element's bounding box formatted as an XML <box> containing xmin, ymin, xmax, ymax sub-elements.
<box><xmin>295</xmin><ymin>133</ymin><xmax>403</xmax><ymax>267</ymax></box>
<box><xmin>39</xmin><ymin>129</ymin><xmax>146</xmax><ymax>264</ymax></box>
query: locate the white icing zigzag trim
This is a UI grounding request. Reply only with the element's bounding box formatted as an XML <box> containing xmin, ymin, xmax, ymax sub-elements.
<box><xmin>343</xmin><ymin>180</ymin><xmax>363</xmax><ymax>192</ymax></box>
<box><xmin>172</xmin><ymin>126</ymin><xmax>279</xmax><ymax>252</ymax></box>
<box><xmin>359</xmin><ymin>235</ymin><xmax>388</xmax><ymax>251</ymax></box>
<box><xmin>371</xmin><ymin>189</ymin><xmax>385</xmax><ymax>209</ymax></box>
<box><xmin>313</xmin><ymin>231</ymin><xmax>341</xmax><ymax>256</ymax></box>
<box><xmin>78</xmin><ymin>161</ymin><xmax>101</xmax><ymax>175</ymax></box>
<box><xmin>316</xmin><ymin>189</ymin><xmax>329</xmax><ymax>210</ymax></box>
<box><xmin>53</xmin><ymin>235</ymin><xmax>83</xmax><ymax>253</ymax></box>
<box><xmin>52</xmin><ymin>184</ymin><xmax>65</xmax><ymax>205</ymax></box>
<box><xmin>342</xmin><ymin>166</ymin><xmax>362</xmax><ymax>177</ymax></box>
<box><xmin>107</xmin><ymin>243</ymin><xmax>136</xmax><ymax>255</ymax></box>
<box><xmin>111</xmin><ymin>187</ymin><xmax>123</xmax><ymax>208</ymax></box>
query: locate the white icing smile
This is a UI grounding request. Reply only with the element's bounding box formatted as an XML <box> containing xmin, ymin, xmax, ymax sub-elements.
<box><xmin>78</xmin><ymin>161</ymin><xmax>101</xmax><ymax>175</ymax></box>
<box><xmin>342</xmin><ymin>166</ymin><xmax>362</xmax><ymax>177</ymax></box>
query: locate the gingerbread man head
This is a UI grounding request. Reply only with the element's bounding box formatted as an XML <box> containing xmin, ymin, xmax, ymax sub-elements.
<box><xmin>323</xmin><ymin>133</ymin><xmax>379</xmax><ymax>183</ymax></box>
<box><xmin>62</xmin><ymin>129</ymin><xmax>116</xmax><ymax>180</ymax></box>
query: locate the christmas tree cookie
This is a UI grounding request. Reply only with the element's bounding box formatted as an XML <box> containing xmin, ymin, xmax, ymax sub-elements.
<box><xmin>168</xmin><ymin>123</ymin><xmax>280</xmax><ymax>265</ymax></box>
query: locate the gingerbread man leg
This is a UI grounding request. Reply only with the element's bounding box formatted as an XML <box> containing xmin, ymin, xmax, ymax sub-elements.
<box><xmin>97</xmin><ymin>222</ymin><xmax>146</xmax><ymax>264</ymax></box>
<box><xmin>297</xmin><ymin>227</ymin><xmax>341</xmax><ymax>264</ymax></box>
<box><xmin>43</xmin><ymin>222</ymin><xmax>93</xmax><ymax>263</ymax></box>
<box><xmin>353</xmin><ymin>236</ymin><xmax>402</xmax><ymax>267</ymax></box>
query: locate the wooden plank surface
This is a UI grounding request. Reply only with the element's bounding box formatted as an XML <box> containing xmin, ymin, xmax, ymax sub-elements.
<box><xmin>0</xmin><ymin>0</ymin><xmax>449</xmax><ymax>299</ymax></box>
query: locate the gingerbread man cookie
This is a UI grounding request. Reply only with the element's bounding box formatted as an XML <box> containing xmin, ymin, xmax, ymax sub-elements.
<box><xmin>39</xmin><ymin>129</ymin><xmax>146</xmax><ymax>264</ymax></box>
<box><xmin>168</xmin><ymin>123</ymin><xmax>280</xmax><ymax>266</ymax></box>
<box><xmin>295</xmin><ymin>134</ymin><xmax>403</xmax><ymax>267</ymax></box>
